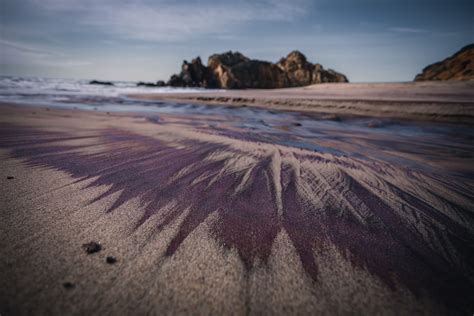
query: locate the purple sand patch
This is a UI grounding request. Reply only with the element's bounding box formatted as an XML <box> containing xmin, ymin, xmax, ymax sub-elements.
<box><xmin>0</xmin><ymin>124</ymin><xmax>473</xmax><ymax>313</ymax></box>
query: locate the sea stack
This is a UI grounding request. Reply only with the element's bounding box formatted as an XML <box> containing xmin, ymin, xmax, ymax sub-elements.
<box><xmin>167</xmin><ymin>51</ymin><xmax>348</xmax><ymax>89</ymax></box>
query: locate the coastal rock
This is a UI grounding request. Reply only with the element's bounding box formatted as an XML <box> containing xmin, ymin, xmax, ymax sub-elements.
<box><xmin>137</xmin><ymin>80</ymin><xmax>167</xmax><ymax>87</ymax></box>
<box><xmin>320</xmin><ymin>68</ymin><xmax>349</xmax><ymax>83</ymax></box>
<box><xmin>167</xmin><ymin>51</ymin><xmax>348</xmax><ymax>89</ymax></box>
<box><xmin>414</xmin><ymin>44</ymin><xmax>474</xmax><ymax>81</ymax></box>
<box><xmin>167</xmin><ymin>57</ymin><xmax>214</xmax><ymax>88</ymax></box>
<box><xmin>277</xmin><ymin>50</ymin><xmax>316</xmax><ymax>86</ymax></box>
<box><xmin>277</xmin><ymin>50</ymin><xmax>348</xmax><ymax>86</ymax></box>
<box><xmin>207</xmin><ymin>51</ymin><xmax>289</xmax><ymax>89</ymax></box>
<box><xmin>89</xmin><ymin>80</ymin><xmax>114</xmax><ymax>86</ymax></box>
<box><xmin>167</xmin><ymin>74</ymin><xmax>185</xmax><ymax>87</ymax></box>
<box><xmin>137</xmin><ymin>82</ymin><xmax>157</xmax><ymax>87</ymax></box>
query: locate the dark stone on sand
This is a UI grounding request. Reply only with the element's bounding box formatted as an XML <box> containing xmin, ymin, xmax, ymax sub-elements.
<box><xmin>167</xmin><ymin>50</ymin><xmax>348</xmax><ymax>89</ymax></box>
<box><xmin>82</xmin><ymin>241</ymin><xmax>102</xmax><ymax>254</ymax></box>
<box><xmin>89</xmin><ymin>80</ymin><xmax>114</xmax><ymax>86</ymax></box>
<box><xmin>63</xmin><ymin>282</ymin><xmax>75</xmax><ymax>289</ymax></box>
<box><xmin>106</xmin><ymin>256</ymin><xmax>117</xmax><ymax>264</ymax></box>
<box><xmin>7</xmin><ymin>176</ymin><xmax>14</xmax><ymax>179</ymax></box>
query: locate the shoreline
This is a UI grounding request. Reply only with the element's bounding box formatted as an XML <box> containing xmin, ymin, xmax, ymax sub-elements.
<box><xmin>129</xmin><ymin>81</ymin><xmax>474</xmax><ymax>124</ymax></box>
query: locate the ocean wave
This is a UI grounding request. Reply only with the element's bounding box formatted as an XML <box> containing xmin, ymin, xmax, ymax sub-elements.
<box><xmin>0</xmin><ymin>75</ymin><xmax>223</xmax><ymax>108</ymax></box>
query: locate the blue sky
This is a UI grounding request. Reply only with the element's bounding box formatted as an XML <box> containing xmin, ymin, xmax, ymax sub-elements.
<box><xmin>1</xmin><ymin>0</ymin><xmax>473</xmax><ymax>82</ymax></box>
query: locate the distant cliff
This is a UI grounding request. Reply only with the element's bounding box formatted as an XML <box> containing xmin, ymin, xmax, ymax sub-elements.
<box><xmin>414</xmin><ymin>44</ymin><xmax>474</xmax><ymax>81</ymax></box>
<box><xmin>167</xmin><ymin>51</ymin><xmax>348</xmax><ymax>89</ymax></box>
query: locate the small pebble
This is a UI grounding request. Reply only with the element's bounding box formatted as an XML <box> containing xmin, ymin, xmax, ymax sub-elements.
<box><xmin>7</xmin><ymin>176</ymin><xmax>14</xmax><ymax>180</ymax></box>
<box><xmin>106</xmin><ymin>256</ymin><xmax>117</xmax><ymax>264</ymax></box>
<box><xmin>63</xmin><ymin>282</ymin><xmax>75</xmax><ymax>289</ymax></box>
<box><xmin>82</xmin><ymin>241</ymin><xmax>102</xmax><ymax>254</ymax></box>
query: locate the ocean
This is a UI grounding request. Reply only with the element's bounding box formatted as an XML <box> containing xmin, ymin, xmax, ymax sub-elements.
<box><xmin>0</xmin><ymin>75</ymin><xmax>222</xmax><ymax>112</ymax></box>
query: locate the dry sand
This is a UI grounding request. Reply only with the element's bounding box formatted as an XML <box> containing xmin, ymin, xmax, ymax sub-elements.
<box><xmin>131</xmin><ymin>81</ymin><xmax>474</xmax><ymax>123</ymax></box>
<box><xmin>0</xmin><ymin>101</ymin><xmax>473</xmax><ymax>315</ymax></box>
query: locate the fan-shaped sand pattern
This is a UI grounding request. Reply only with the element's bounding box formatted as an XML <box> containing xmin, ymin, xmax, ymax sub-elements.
<box><xmin>0</xmin><ymin>106</ymin><xmax>473</xmax><ymax>313</ymax></box>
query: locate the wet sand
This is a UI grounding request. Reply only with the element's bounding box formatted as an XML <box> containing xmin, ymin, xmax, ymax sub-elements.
<box><xmin>131</xmin><ymin>81</ymin><xmax>474</xmax><ymax>123</ymax></box>
<box><xmin>0</xmin><ymin>102</ymin><xmax>473</xmax><ymax>315</ymax></box>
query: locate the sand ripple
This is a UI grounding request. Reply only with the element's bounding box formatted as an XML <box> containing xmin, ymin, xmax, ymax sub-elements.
<box><xmin>1</xmin><ymin>111</ymin><xmax>473</xmax><ymax>312</ymax></box>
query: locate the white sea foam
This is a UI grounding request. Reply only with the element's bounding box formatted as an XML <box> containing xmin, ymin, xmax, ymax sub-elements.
<box><xmin>0</xmin><ymin>76</ymin><xmax>218</xmax><ymax>99</ymax></box>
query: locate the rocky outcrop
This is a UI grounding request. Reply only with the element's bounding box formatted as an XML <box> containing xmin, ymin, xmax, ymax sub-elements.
<box><xmin>167</xmin><ymin>51</ymin><xmax>348</xmax><ymax>89</ymax></box>
<box><xmin>89</xmin><ymin>80</ymin><xmax>114</xmax><ymax>86</ymax></box>
<box><xmin>168</xmin><ymin>57</ymin><xmax>216</xmax><ymax>88</ymax></box>
<box><xmin>206</xmin><ymin>51</ymin><xmax>289</xmax><ymax>89</ymax></box>
<box><xmin>414</xmin><ymin>44</ymin><xmax>474</xmax><ymax>81</ymax></box>
<box><xmin>137</xmin><ymin>80</ymin><xmax>166</xmax><ymax>87</ymax></box>
<box><xmin>277</xmin><ymin>51</ymin><xmax>348</xmax><ymax>86</ymax></box>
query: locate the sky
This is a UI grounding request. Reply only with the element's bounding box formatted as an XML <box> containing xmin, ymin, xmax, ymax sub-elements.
<box><xmin>1</xmin><ymin>0</ymin><xmax>473</xmax><ymax>82</ymax></box>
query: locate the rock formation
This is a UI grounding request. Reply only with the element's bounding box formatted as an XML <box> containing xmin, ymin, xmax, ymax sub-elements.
<box><xmin>137</xmin><ymin>80</ymin><xmax>166</xmax><ymax>87</ymax></box>
<box><xmin>89</xmin><ymin>80</ymin><xmax>114</xmax><ymax>86</ymax></box>
<box><xmin>277</xmin><ymin>51</ymin><xmax>348</xmax><ymax>86</ymax></box>
<box><xmin>168</xmin><ymin>57</ymin><xmax>218</xmax><ymax>88</ymax></box>
<box><xmin>206</xmin><ymin>51</ymin><xmax>289</xmax><ymax>89</ymax></box>
<box><xmin>167</xmin><ymin>51</ymin><xmax>348</xmax><ymax>89</ymax></box>
<box><xmin>414</xmin><ymin>44</ymin><xmax>474</xmax><ymax>81</ymax></box>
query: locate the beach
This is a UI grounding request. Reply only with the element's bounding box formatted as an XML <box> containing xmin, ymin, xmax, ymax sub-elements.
<box><xmin>132</xmin><ymin>81</ymin><xmax>474</xmax><ymax>123</ymax></box>
<box><xmin>1</xmin><ymin>84</ymin><xmax>473</xmax><ymax>315</ymax></box>
<box><xmin>2</xmin><ymin>0</ymin><xmax>473</xmax><ymax>312</ymax></box>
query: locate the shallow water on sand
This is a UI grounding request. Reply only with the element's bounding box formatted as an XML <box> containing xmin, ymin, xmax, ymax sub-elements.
<box><xmin>1</xmin><ymin>78</ymin><xmax>474</xmax><ymax>313</ymax></box>
<box><xmin>1</xmin><ymin>76</ymin><xmax>473</xmax><ymax>178</ymax></box>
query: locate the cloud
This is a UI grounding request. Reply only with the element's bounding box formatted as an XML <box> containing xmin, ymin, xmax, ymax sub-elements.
<box><xmin>388</xmin><ymin>27</ymin><xmax>428</xmax><ymax>34</ymax></box>
<box><xmin>0</xmin><ymin>39</ymin><xmax>91</xmax><ymax>67</ymax></box>
<box><xmin>28</xmin><ymin>0</ymin><xmax>312</xmax><ymax>41</ymax></box>
<box><xmin>0</xmin><ymin>39</ymin><xmax>58</xmax><ymax>60</ymax></box>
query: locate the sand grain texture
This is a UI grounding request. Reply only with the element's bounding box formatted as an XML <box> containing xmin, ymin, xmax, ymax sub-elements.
<box><xmin>132</xmin><ymin>81</ymin><xmax>474</xmax><ymax>123</ymax></box>
<box><xmin>0</xmin><ymin>103</ymin><xmax>473</xmax><ymax>315</ymax></box>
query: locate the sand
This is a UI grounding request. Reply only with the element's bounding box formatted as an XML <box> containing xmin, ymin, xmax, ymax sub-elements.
<box><xmin>131</xmin><ymin>81</ymin><xmax>474</xmax><ymax>123</ymax></box>
<box><xmin>0</xmin><ymin>100</ymin><xmax>473</xmax><ymax>315</ymax></box>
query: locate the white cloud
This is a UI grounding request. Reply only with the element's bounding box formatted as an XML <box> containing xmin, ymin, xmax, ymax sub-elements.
<box><xmin>388</xmin><ymin>27</ymin><xmax>428</xmax><ymax>34</ymax></box>
<box><xmin>0</xmin><ymin>39</ymin><xmax>58</xmax><ymax>60</ymax></box>
<box><xmin>28</xmin><ymin>0</ymin><xmax>312</xmax><ymax>41</ymax></box>
<box><xmin>0</xmin><ymin>39</ymin><xmax>91</xmax><ymax>67</ymax></box>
